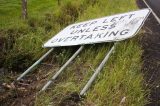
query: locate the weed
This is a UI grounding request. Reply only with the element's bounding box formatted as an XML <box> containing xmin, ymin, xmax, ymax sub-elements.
<box><xmin>0</xmin><ymin>0</ymin><xmax>149</xmax><ymax>105</ymax></box>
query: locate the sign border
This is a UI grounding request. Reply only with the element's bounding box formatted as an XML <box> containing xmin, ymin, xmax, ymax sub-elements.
<box><xmin>43</xmin><ymin>8</ymin><xmax>151</xmax><ymax>48</ymax></box>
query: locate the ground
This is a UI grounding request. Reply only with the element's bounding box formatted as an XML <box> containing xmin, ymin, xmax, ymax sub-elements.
<box><xmin>1</xmin><ymin>0</ymin><xmax>160</xmax><ymax>106</ymax></box>
<box><xmin>137</xmin><ymin>0</ymin><xmax>160</xmax><ymax>105</ymax></box>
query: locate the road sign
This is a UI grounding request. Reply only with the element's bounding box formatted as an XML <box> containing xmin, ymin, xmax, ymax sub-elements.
<box><xmin>44</xmin><ymin>9</ymin><xmax>150</xmax><ymax>47</ymax></box>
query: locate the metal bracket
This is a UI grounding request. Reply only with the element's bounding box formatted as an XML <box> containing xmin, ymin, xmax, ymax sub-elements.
<box><xmin>40</xmin><ymin>46</ymin><xmax>84</xmax><ymax>92</ymax></box>
<box><xmin>16</xmin><ymin>48</ymin><xmax>54</xmax><ymax>81</ymax></box>
<box><xmin>80</xmin><ymin>43</ymin><xmax>116</xmax><ymax>96</ymax></box>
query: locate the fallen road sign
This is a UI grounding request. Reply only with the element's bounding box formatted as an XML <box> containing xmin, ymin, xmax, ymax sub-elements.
<box><xmin>43</xmin><ymin>9</ymin><xmax>150</xmax><ymax>47</ymax></box>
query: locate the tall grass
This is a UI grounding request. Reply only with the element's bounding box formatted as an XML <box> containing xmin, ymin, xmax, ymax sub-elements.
<box><xmin>35</xmin><ymin>0</ymin><xmax>148</xmax><ymax>106</ymax></box>
<box><xmin>0</xmin><ymin>0</ymin><xmax>93</xmax><ymax>71</ymax></box>
<box><xmin>0</xmin><ymin>0</ymin><xmax>148</xmax><ymax>105</ymax></box>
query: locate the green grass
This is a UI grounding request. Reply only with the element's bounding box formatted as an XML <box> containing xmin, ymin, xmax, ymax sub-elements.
<box><xmin>0</xmin><ymin>0</ymin><xmax>58</xmax><ymax>28</ymax></box>
<box><xmin>0</xmin><ymin>0</ymin><xmax>89</xmax><ymax>71</ymax></box>
<box><xmin>0</xmin><ymin>0</ymin><xmax>149</xmax><ymax>106</ymax></box>
<box><xmin>36</xmin><ymin>0</ymin><xmax>148</xmax><ymax>106</ymax></box>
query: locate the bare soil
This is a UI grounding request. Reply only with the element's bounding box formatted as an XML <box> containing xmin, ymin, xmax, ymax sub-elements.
<box><xmin>1</xmin><ymin>1</ymin><xmax>160</xmax><ymax>105</ymax></box>
<box><xmin>137</xmin><ymin>0</ymin><xmax>160</xmax><ymax>105</ymax></box>
<box><xmin>0</xmin><ymin>64</ymin><xmax>59</xmax><ymax>106</ymax></box>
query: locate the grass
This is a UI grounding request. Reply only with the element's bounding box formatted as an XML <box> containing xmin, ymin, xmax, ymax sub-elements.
<box><xmin>0</xmin><ymin>0</ymin><xmax>149</xmax><ymax>106</ymax></box>
<box><xmin>0</xmin><ymin>0</ymin><xmax>90</xmax><ymax>71</ymax></box>
<box><xmin>0</xmin><ymin>0</ymin><xmax>58</xmax><ymax>28</ymax></box>
<box><xmin>87</xmin><ymin>40</ymin><xmax>145</xmax><ymax>106</ymax></box>
<box><xmin>36</xmin><ymin>0</ymin><xmax>148</xmax><ymax>106</ymax></box>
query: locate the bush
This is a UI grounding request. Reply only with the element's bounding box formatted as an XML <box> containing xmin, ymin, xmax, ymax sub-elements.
<box><xmin>56</xmin><ymin>1</ymin><xmax>84</xmax><ymax>26</ymax></box>
<box><xmin>0</xmin><ymin>0</ymin><xmax>92</xmax><ymax>72</ymax></box>
<box><xmin>4</xmin><ymin>50</ymin><xmax>33</xmax><ymax>72</ymax></box>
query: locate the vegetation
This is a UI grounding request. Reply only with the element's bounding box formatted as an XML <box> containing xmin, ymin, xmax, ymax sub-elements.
<box><xmin>0</xmin><ymin>0</ymin><xmax>91</xmax><ymax>71</ymax></box>
<box><xmin>0</xmin><ymin>0</ymin><xmax>149</xmax><ymax>106</ymax></box>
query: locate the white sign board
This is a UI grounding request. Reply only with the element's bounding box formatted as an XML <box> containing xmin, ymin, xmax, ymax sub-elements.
<box><xmin>44</xmin><ymin>9</ymin><xmax>150</xmax><ymax>47</ymax></box>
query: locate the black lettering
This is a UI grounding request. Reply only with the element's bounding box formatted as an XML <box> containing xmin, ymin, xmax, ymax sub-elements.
<box><xmin>120</xmin><ymin>29</ymin><xmax>129</xmax><ymax>35</ymax></box>
<box><xmin>119</xmin><ymin>15</ymin><xmax>127</xmax><ymax>20</ymax></box>
<box><xmin>108</xmin><ymin>31</ymin><xmax>119</xmax><ymax>37</ymax></box>
<box><xmin>129</xmin><ymin>14</ymin><xmax>135</xmax><ymax>19</ymax></box>
<box><xmin>70</xmin><ymin>25</ymin><xmax>76</xmax><ymax>29</ymax></box>
<box><xmin>103</xmin><ymin>19</ymin><xmax>108</xmax><ymax>23</ymax></box>
<box><xmin>83</xmin><ymin>23</ymin><xmax>89</xmax><ymax>27</ymax></box>
<box><xmin>51</xmin><ymin>39</ymin><xmax>58</xmax><ymax>43</ymax></box>
<box><xmin>101</xmin><ymin>25</ymin><xmax>108</xmax><ymax>30</ymax></box>
<box><xmin>79</xmin><ymin>35</ymin><xmax>87</xmax><ymax>39</ymax></box>
<box><xmin>63</xmin><ymin>37</ymin><xmax>72</xmax><ymax>42</ymax></box>
<box><xmin>103</xmin><ymin>32</ymin><xmax>109</xmax><ymax>38</ymax></box>
<box><xmin>77</xmin><ymin>24</ymin><xmax>83</xmax><ymax>28</ymax></box>
<box><xmin>109</xmin><ymin>23</ymin><xmax>116</xmax><ymax>29</ymax></box>
<box><xmin>77</xmin><ymin>29</ymin><xmax>86</xmax><ymax>33</ymax></box>
<box><xmin>70</xmin><ymin>30</ymin><xmax>78</xmax><ymax>34</ymax></box>
<box><xmin>110</xmin><ymin>17</ymin><xmax>118</xmax><ymax>22</ymax></box>
<box><xmin>85</xmin><ymin>28</ymin><xmax>91</xmax><ymax>32</ymax></box>
<box><xmin>71</xmin><ymin>36</ymin><xmax>79</xmax><ymax>41</ymax></box>
<box><xmin>94</xmin><ymin>33</ymin><xmax>103</xmax><ymax>39</ymax></box>
<box><xmin>58</xmin><ymin>38</ymin><xmax>65</xmax><ymax>42</ymax></box>
<box><xmin>85</xmin><ymin>34</ymin><xmax>93</xmax><ymax>40</ymax></box>
<box><xmin>89</xmin><ymin>21</ymin><xmax>97</xmax><ymax>26</ymax></box>
<box><xmin>93</xmin><ymin>26</ymin><xmax>101</xmax><ymax>31</ymax></box>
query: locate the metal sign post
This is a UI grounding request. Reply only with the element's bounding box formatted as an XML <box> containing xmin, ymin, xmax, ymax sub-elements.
<box><xmin>40</xmin><ymin>46</ymin><xmax>84</xmax><ymax>92</ymax></box>
<box><xmin>15</xmin><ymin>9</ymin><xmax>150</xmax><ymax>96</ymax></box>
<box><xmin>80</xmin><ymin>44</ymin><xmax>116</xmax><ymax>96</ymax></box>
<box><xmin>17</xmin><ymin>48</ymin><xmax>54</xmax><ymax>81</ymax></box>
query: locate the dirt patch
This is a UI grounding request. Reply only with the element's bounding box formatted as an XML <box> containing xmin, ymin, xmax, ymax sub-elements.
<box><xmin>137</xmin><ymin>0</ymin><xmax>160</xmax><ymax>105</ymax></box>
<box><xmin>0</xmin><ymin>64</ymin><xmax>58</xmax><ymax>106</ymax></box>
<box><xmin>58</xmin><ymin>92</ymin><xmax>81</xmax><ymax>106</ymax></box>
<box><xmin>0</xmin><ymin>76</ymin><xmax>38</xmax><ymax>106</ymax></box>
